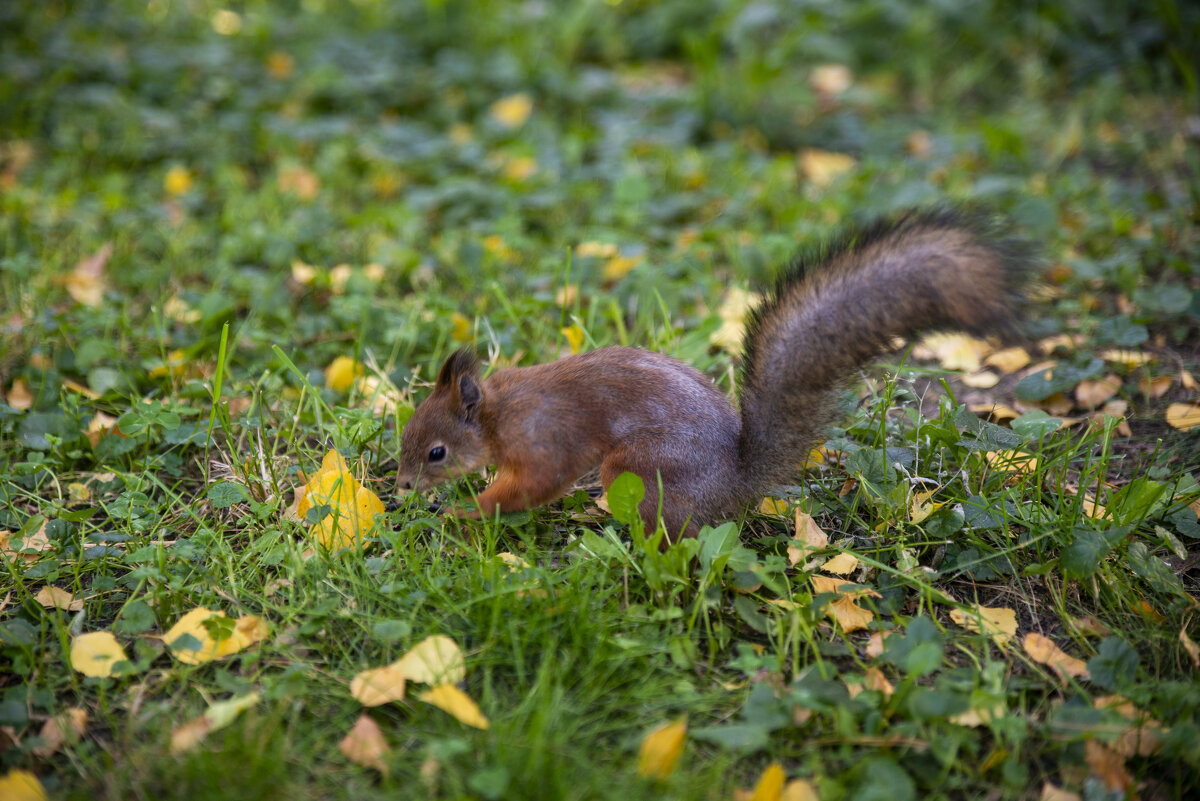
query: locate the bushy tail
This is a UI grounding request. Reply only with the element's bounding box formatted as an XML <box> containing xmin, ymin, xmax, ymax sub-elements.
<box><xmin>736</xmin><ymin>208</ymin><xmax>1034</xmax><ymax>491</ymax></box>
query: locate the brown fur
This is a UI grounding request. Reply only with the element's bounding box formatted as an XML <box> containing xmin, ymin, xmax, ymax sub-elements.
<box><xmin>396</xmin><ymin>208</ymin><xmax>1032</xmax><ymax>543</ymax></box>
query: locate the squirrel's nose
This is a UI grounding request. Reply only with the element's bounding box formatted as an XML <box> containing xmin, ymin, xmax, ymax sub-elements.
<box><xmin>399</xmin><ymin>479</ymin><xmax>413</xmax><ymax>491</ymax></box>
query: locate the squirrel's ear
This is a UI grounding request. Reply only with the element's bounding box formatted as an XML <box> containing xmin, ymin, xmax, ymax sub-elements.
<box><xmin>457</xmin><ymin>373</ymin><xmax>482</xmax><ymax>422</ymax></box>
<box><xmin>435</xmin><ymin>348</ymin><xmax>480</xmax><ymax>389</ymax></box>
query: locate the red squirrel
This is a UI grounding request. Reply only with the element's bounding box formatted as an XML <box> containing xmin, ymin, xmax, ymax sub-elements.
<box><xmin>396</xmin><ymin>209</ymin><xmax>1031</xmax><ymax>541</ymax></box>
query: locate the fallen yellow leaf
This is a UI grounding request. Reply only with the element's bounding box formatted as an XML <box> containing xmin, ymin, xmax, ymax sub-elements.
<box><xmin>798</xmin><ymin>148</ymin><xmax>856</xmax><ymax>187</ymax></box>
<box><xmin>759</xmin><ymin>497</ymin><xmax>789</xmax><ymax>515</ymax></box>
<box><xmin>350</xmin><ymin>665</ymin><xmax>408</xmax><ymax>707</ymax></box>
<box><xmin>748</xmin><ymin>762</ymin><xmax>786</xmax><ymax>801</ymax></box>
<box><xmin>32</xmin><ymin>708</ymin><xmax>87</xmax><ymax>758</ymax></box>
<box><xmin>1166</xmin><ymin>403</ymin><xmax>1200</xmax><ymax>431</ymax></box>
<box><xmin>1040</xmin><ymin>783</ymin><xmax>1081</xmax><ymax>801</ymax></box>
<box><xmin>1139</xmin><ymin>374</ymin><xmax>1173</xmax><ymax>399</ymax></box>
<box><xmin>949</xmin><ymin>605</ymin><xmax>1017</xmax><ymax>646</ymax></box>
<box><xmin>266</xmin><ymin>50</ymin><xmax>294</xmax><ymax>79</ymax></box>
<box><xmin>811</xmin><ymin>575</ymin><xmax>879</xmax><ymax>633</ymax></box>
<box><xmin>708</xmin><ymin>287</ymin><xmax>762</xmax><ymax>356</ymax></box>
<box><xmin>490</xmin><ymin>93</ymin><xmax>533</xmax><ymax>129</ymax></box>
<box><xmin>450</xmin><ymin>312</ymin><xmax>472</xmax><ymax>342</ymax></box>
<box><xmin>278</xmin><ymin>165</ymin><xmax>320</xmax><ymax>200</ymax></box>
<box><xmin>164</xmin><ymin>165</ymin><xmax>193</xmax><ymax>196</ymax></box>
<box><xmin>1023</xmin><ymin>632</ymin><xmax>1088</xmax><ymax>682</ymax></box>
<box><xmin>961</xmin><ymin>370</ymin><xmax>999</xmax><ymax>389</ymax></box>
<box><xmin>171</xmin><ymin>692</ymin><xmax>260</xmax><ymax>753</ymax></box>
<box><xmin>984</xmin><ymin>346</ymin><xmax>1032</xmax><ymax>373</ymax></box>
<box><xmin>822</xmin><ymin>552</ymin><xmax>858</xmax><ymax>576</ymax></box>
<box><xmin>1084</xmin><ymin>739</ymin><xmax>1132</xmax><ymax>794</ymax></box>
<box><xmin>417</xmin><ymin>684</ymin><xmax>489</xmax><ymax>729</ymax></box>
<box><xmin>789</xmin><ymin>510</ymin><xmax>828</xmax><ymax>566</ymax></box>
<box><xmin>0</xmin><ymin>769</ymin><xmax>48</xmax><ymax>801</ymax></box>
<box><xmin>915</xmin><ymin>332</ymin><xmax>992</xmax><ymax>372</ymax></box>
<box><xmin>63</xmin><ymin>243</ymin><xmax>112</xmax><ymax>307</ymax></box>
<box><xmin>810</xmin><ymin>64</ymin><xmax>852</xmax><ymax>97</ymax></box>
<box><xmin>1181</xmin><ymin>626</ymin><xmax>1199</xmax><ymax>670</ymax></box>
<box><xmin>325</xmin><ymin>356</ymin><xmax>364</xmax><ymax>392</ymax></box>
<box><xmin>561</xmin><ymin>324</ymin><xmax>584</xmax><ymax>354</ymax></box>
<box><xmin>5</xmin><ymin>378</ymin><xmax>34</xmax><ymax>410</ymax></box>
<box><xmin>291</xmin><ymin>260</ymin><xmax>318</xmax><ymax>285</ymax></box>
<box><xmin>164</xmin><ymin>607</ymin><xmax>267</xmax><ymax>665</ymax></box>
<box><xmin>70</xmin><ymin>631</ymin><xmax>129</xmax><ymax>678</ymax></box>
<box><xmin>1100</xmin><ymin>349</ymin><xmax>1154</xmax><ymax>368</ymax></box>
<box><xmin>603</xmin><ymin>253</ymin><xmax>642</xmax><ymax>281</ymax></box>
<box><xmin>394</xmin><ymin>634</ymin><xmax>465</xmax><ymax>685</ymax></box>
<box><xmin>339</xmin><ymin>714</ymin><xmax>391</xmax><ymax>775</ymax></box>
<box><xmin>35</xmin><ymin>586</ymin><xmax>83</xmax><ymax>611</ymax></box>
<box><xmin>636</xmin><ymin>718</ymin><xmax>687</xmax><ymax>780</ymax></box>
<box><xmin>1075</xmin><ymin>375</ymin><xmax>1121</xmax><ymax>410</ymax></box>
<box><xmin>782</xmin><ymin>778</ymin><xmax>820</xmax><ymax>801</ymax></box>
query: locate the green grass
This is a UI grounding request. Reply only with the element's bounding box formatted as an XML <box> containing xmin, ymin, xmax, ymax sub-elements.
<box><xmin>2</xmin><ymin>0</ymin><xmax>1199</xmax><ymax>799</ymax></box>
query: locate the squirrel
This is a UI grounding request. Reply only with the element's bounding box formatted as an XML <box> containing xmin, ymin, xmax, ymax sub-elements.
<box><xmin>396</xmin><ymin>208</ymin><xmax>1032</xmax><ymax>542</ymax></box>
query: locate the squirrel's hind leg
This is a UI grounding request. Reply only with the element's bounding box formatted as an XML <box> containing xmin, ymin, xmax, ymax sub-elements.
<box><xmin>600</xmin><ymin>450</ymin><xmax>703</xmax><ymax>549</ymax></box>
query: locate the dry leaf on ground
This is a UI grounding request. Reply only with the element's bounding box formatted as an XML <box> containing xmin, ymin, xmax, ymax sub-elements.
<box><xmin>350</xmin><ymin>665</ymin><xmax>407</xmax><ymax>707</ymax></box>
<box><xmin>636</xmin><ymin>719</ymin><xmax>687</xmax><ymax>780</ymax></box>
<box><xmin>32</xmin><ymin>708</ymin><xmax>87</xmax><ymax>758</ymax></box>
<box><xmin>70</xmin><ymin>632</ymin><xmax>128</xmax><ymax>678</ymax></box>
<box><xmin>1023</xmin><ymin>632</ymin><xmax>1089</xmax><ymax>682</ymax></box>
<box><xmin>338</xmin><ymin>714</ymin><xmax>391</xmax><ymax>775</ymax></box>
<box><xmin>171</xmin><ymin>692</ymin><xmax>260</xmax><ymax>753</ymax></box>
<box><xmin>35</xmin><ymin>586</ymin><xmax>83</xmax><ymax>611</ymax></box>
<box><xmin>949</xmin><ymin>605</ymin><xmax>1017</xmax><ymax>647</ymax></box>
<box><xmin>1166</xmin><ymin>403</ymin><xmax>1200</xmax><ymax>431</ymax></box>
<box><xmin>789</xmin><ymin>510</ymin><xmax>828</xmax><ymax>566</ymax></box>
<box><xmin>416</xmin><ymin>684</ymin><xmax>489</xmax><ymax>730</ymax></box>
<box><xmin>395</xmin><ymin>635</ymin><xmax>466</xmax><ymax>685</ymax></box>
<box><xmin>0</xmin><ymin>769</ymin><xmax>48</xmax><ymax>801</ymax></box>
<box><xmin>811</xmin><ymin>576</ymin><xmax>880</xmax><ymax>633</ymax></box>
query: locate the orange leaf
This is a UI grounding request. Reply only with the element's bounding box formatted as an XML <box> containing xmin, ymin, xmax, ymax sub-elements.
<box><xmin>338</xmin><ymin>714</ymin><xmax>391</xmax><ymax>775</ymax></box>
<box><xmin>636</xmin><ymin>719</ymin><xmax>687</xmax><ymax>780</ymax></box>
<box><xmin>1023</xmin><ymin>632</ymin><xmax>1088</xmax><ymax>682</ymax></box>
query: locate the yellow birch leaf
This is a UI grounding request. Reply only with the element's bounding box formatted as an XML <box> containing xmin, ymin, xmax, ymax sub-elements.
<box><xmin>329</xmin><ymin>264</ymin><xmax>352</xmax><ymax>292</ymax></box>
<box><xmin>749</xmin><ymin>763</ymin><xmax>786</xmax><ymax>801</ymax></box>
<box><xmin>1099</xmin><ymin>349</ymin><xmax>1154</xmax><ymax>368</ymax></box>
<box><xmin>0</xmin><ymin>520</ymin><xmax>52</xmax><ymax>563</ymax></box>
<box><xmin>985</xmin><ymin>450</ymin><xmax>1039</xmax><ymax>474</ymax></box>
<box><xmin>1181</xmin><ymin>368</ymin><xmax>1198</xmax><ymax>391</ymax></box>
<box><xmin>32</xmin><ymin>708</ymin><xmax>87</xmax><ymax>758</ymax></box>
<box><xmin>822</xmin><ymin>553</ymin><xmax>858</xmax><ymax>575</ymax></box>
<box><xmin>984</xmin><ymin>346</ymin><xmax>1031</xmax><ymax>373</ymax></box>
<box><xmin>1084</xmin><ymin>740</ymin><xmax>1132</xmax><ymax>794</ymax></box>
<box><xmin>450</xmin><ymin>312</ymin><xmax>472</xmax><ymax>342</ymax></box>
<box><xmin>350</xmin><ymin>665</ymin><xmax>408</xmax><ymax>707</ymax></box>
<box><xmin>636</xmin><ymin>719</ymin><xmax>687</xmax><ymax>780</ymax></box>
<box><xmin>865</xmin><ymin>631</ymin><xmax>888</xmax><ymax>658</ymax></box>
<box><xmin>811</xmin><ymin>576</ymin><xmax>879</xmax><ymax>633</ymax></box>
<box><xmin>798</xmin><ymin>149</ymin><xmax>855</xmax><ymax>187</ymax></box>
<box><xmin>810</xmin><ymin>64</ymin><xmax>852</xmax><ymax>96</ymax></box>
<box><xmin>782</xmin><ymin>778</ymin><xmax>820</xmax><ymax>801</ymax></box>
<box><xmin>759</xmin><ymin>497</ymin><xmax>789</xmax><ymax>515</ymax></box>
<box><xmin>1139</xmin><ymin>374</ymin><xmax>1173</xmax><ymax>399</ymax></box>
<box><xmin>164</xmin><ymin>608</ymin><xmax>264</xmax><ymax>664</ymax></box>
<box><xmin>164</xmin><ymin>165</ymin><xmax>193</xmax><ymax>196</ymax></box>
<box><xmin>149</xmin><ymin>349</ymin><xmax>187</xmax><ymax>379</ymax></box>
<box><xmin>86</xmin><ymin>411</ymin><xmax>119</xmax><ymax>447</ymax></box>
<box><xmin>949</xmin><ymin>605</ymin><xmax>1017</xmax><ymax>646</ymax></box>
<box><xmin>915</xmin><ymin>332</ymin><xmax>992</xmax><ymax>372</ymax></box>
<box><xmin>1166</xmin><ymin>403</ymin><xmax>1200</xmax><ymax>431</ymax></box>
<box><xmin>417</xmin><ymin>684</ymin><xmax>489</xmax><ymax>730</ymax></box>
<box><xmin>961</xmin><ymin>370</ymin><xmax>999</xmax><ymax>388</ymax></box>
<box><xmin>502</xmin><ymin>156</ymin><xmax>538</xmax><ymax>182</ymax></box>
<box><xmin>291</xmin><ymin>260</ymin><xmax>318</xmax><ymax>285</ymax></box>
<box><xmin>575</xmin><ymin>241</ymin><xmax>617</xmax><ymax>259</ymax></box>
<box><xmin>70</xmin><ymin>631</ymin><xmax>128</xmax><ymax>678</ymax></box>
<box><xmin>788</xmin><ymin>510</ymin><xmax>828</xmax><ymax>566</ymax></box>
<box><xmin>67</xmin><ymin>482</ymin><xmax>92</xmax><ymax>504</ymax></box>
<box><xmin>339</xmin><ymin>714</ymin><xmax>391</xmax><ymax>775</ymax></box>
<box><xmin>6</xmin><ymin>378</ymin><xmax>34</xmax><ymax>410</ymax></box>
<box><xmin>324</xmin><ymin>357</ymin><xmax>364</xmax><ymax>392</ymax></box>
<box><xmin>171</xmin><ymin>692</ymin><xmax>259</xmax><ymax>754</ymax></box>
<box><xmin>36</xmin><ymin>586</ymin><xmax>83</xmax><ymax>611</ymax></box>
<box><xmin>489</xmin><ymin>93</ymin><xmax>533</xmax><ymax>128</ymax></box>
<box><xmin>1023</xmin><ymin>632</ymin><xmax>1089</xmax><ymax>682</ymax></box>
<box><xmin>1070</xmin><ymin>615</ymin><xmax>1111</xmax><ymax>638</ymax></box>
<box><xmin>60</xmin><ymin>377</ymin><xmax>100</xmax><ymax>399</ymax></box>
<box><xmin>603</xmin><ymin>254</ymin><xmax>642</xmax><ymax>281</ymax></box>
<box><xmin>561</xmin><ymin>324</ymin><xmax>584</xmax><ymax>354</ymax></box>
<box><xmin>395</xmin><ymin>634</ymin><xmax>465</xmax><ymax>684</ymax></box>
<box><xmin>1075</xmin><ymin>375</ymin><xmax>1121</xmax><ymax>410</ymax></box>
<box><xmin>64</xmin><ymin>243</ymin><xmax>112</xmax><ymax>307</ymax></box>
<box><xmin>909</xmin><ymin>488</ymin><xmax>945</xmax><ymax>523</ymax></box>
<box><xmin>0</xmin><ymin>770</ymin><xmax>48</xmax><ymax>801</ymax></box>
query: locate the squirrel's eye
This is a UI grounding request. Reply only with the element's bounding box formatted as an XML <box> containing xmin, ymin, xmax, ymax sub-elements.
<box><xmin>428</xmin><ymin>445</ymin><xmax>446</xmax><ymax>463</ymax></box>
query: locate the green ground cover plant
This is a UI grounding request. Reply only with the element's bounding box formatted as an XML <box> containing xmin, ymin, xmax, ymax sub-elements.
<box><xmin>1</xmin><ymin>1</ymin><xmax>1198</xmax><ymax>798</ymax></box>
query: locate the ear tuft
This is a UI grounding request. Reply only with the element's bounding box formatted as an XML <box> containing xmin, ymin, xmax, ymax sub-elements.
<box><xmin>436</xmin><ymin>348</ymin><xmax>480</xmax><ymax>388</ymax></box>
